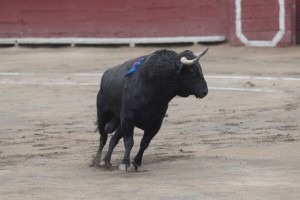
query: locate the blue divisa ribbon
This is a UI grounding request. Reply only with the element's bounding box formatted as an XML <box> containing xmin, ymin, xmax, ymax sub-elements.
<box><xmin>125</xmin><ymin>57</ymin><xmax>144</xmax><ymax>77</ymax></box>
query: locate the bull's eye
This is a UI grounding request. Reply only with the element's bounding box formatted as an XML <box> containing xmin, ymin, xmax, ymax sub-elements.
<box><xmin>181</xmin><ymin>66</ymin><xmax>196</xmax><ymax>76</ymax></box>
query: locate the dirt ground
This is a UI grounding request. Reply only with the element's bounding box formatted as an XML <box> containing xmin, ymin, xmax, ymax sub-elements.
<box><xmin>0</xmin><ymin>44</ymin><xmax>299</xmax><ymax>200</ymax></box>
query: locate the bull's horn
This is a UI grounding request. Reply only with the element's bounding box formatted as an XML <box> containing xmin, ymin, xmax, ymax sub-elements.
<box><xmin>194</xmin><ymin>47</ymin><xmax>209</xmax><ymax>58</ymax></box>
<box><xmin>180</xmin><ymin>47</ymin><xmax>209</xmax><ymax>65</ymax></box>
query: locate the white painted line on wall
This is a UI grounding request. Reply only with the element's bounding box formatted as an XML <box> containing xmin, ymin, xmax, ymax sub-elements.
<box><xmin>235</xmin><ymin>0</ymin><xmax>285</xmax><ymax>47</ymax></box>
<box><xmin>0</xmin><ymin>36</ymin><xmax>226</xmax><ymax>46</ymax></box>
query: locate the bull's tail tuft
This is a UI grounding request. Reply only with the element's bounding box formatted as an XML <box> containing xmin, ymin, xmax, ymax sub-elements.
<box><xmin>94</xmin><ymin>119</ymin><xmax>99</xmax><ymax>133</ymax></box>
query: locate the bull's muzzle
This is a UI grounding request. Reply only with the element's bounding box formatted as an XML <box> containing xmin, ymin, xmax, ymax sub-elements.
<box><xmin>196</xmin><ymin>89</ymin><xmax>208</xmax><ymax>99</ymax></box>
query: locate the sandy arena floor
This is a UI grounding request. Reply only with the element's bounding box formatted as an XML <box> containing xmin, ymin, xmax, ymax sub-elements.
<box><xmin>0</xmin><ymin>44</ymin><xmax>299</xmax><ymax>200</ymax></box>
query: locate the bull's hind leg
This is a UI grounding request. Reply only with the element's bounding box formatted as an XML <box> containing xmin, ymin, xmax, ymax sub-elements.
<box><xmin>119</xmin><ymin>115</ymin><xmax>135</xmax><ymax>171</ymax></box>
<box><xmin>90</xmin><ymin>115</ymin><xmax>109</xmax><ymax>167</ymax></box>
<box><xmin>101</xmin><ymin>125</ymin><xmax>122</xmax><ymax>168</ymax></box>
<box><xmin>90</xmin><ymin>92</ymin><xmax>111</xmax><ymax>167</ymax></box>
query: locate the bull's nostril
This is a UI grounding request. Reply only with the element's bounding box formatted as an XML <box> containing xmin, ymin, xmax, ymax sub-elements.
<box><xmin>202</xmin><ymin>90</ymin><xmax>208</xmax><ymax>96</ymax></box>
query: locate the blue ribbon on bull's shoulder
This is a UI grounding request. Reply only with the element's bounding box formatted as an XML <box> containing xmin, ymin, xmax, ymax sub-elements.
<box><xmin>125</xmin><ymin>57</ymin><xmax>144</xmax><ymax>77</ymax></box>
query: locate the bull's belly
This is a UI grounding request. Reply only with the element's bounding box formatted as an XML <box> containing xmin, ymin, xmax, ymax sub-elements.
<box><xmin>103</xmin><ymin>105</ymin><xmax>166</xmax><ymax>130</ymax></box>
<box><xmin>133</xmin><ymin>106</ymin><xmax>168</xmax><ymax>130</ymax></box>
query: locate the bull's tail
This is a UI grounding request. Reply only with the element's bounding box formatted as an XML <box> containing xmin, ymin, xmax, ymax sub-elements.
<box><xmin>95</xmin><ymin>91</ymin><xmax>119</xmax><ymax>134</ymax></box>
<box><xmin>94</xmin><ymin>119</ymin><xmax>100</xmax><ymax>133</ymax></box>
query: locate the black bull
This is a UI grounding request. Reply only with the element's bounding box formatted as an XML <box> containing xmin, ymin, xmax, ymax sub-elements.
<box><xmin>90</xmin><ymin>48</ymin><xmax>209</xmax><ymax>171</ymax></box>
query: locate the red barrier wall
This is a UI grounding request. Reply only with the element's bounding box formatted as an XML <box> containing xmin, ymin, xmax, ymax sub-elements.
<box><xmin>0</xmin><ymin>0</ymin><xmax>229</xmax><ymax>38</ymax></box>
<box><xmin>296</xmin><ymin>0</ymin><xmax>300</xmax><ymax>43</ymax></box>
<box><xmin>0</xmin><ymin>0</ymin><xmax>298</xmax><ymax>46</ymax></box>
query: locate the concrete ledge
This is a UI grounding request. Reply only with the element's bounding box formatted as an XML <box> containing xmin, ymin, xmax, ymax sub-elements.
<box><xmin>0</xmin><ymin>36</ymin><xmax>226</xmax><ymax>47</ymax></box>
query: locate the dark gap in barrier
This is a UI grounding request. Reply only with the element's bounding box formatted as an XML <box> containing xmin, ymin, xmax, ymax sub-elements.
<box><xmin>18</xmin><ymin>44</ymin><xmax>71</xmax><ymax>48</ymax></box>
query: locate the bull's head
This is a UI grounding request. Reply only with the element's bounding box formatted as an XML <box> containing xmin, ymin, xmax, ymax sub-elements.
<box><xmin>177</xmin><ymin>48</ymin><xmax>209</xmax><ymax>99</ymax></box>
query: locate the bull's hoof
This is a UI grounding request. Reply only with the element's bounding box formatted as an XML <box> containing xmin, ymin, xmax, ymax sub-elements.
<box><xmin>100</xmin><ymin>161</ymin><xmax>112</xmax><ymax>169</ymax></box>
<box><xmin>89</xmin><ymin>162</ymin><xmax>96</xmax><ymax>167</ymax></box>
<box><xmin>119</xmin><ymin>163</ymin><xmax>139</xmax><ymax>172</ymax></box>
<box><xmin>127</xmin><ymin>165</ymin><xmax>139</xmax><ymax>172</ymax></box>
<box><xmin>89</xmin><ymin>153</ymin><xmax>102</xmax><ymax>167</ymax></box>
<box><xmin>90</xmin><ymin>161</ymin><xmax>102</xmax><ymax>168</ymax></box>
<box><xmin>119</xmin><ymin>163</ymin><xmax>128</xmax><ymax>171</ymax></box>
<box><xmin>90</xmin><ymin>161</ymin><xmax>101</xmax><ymax>168</ymax></box>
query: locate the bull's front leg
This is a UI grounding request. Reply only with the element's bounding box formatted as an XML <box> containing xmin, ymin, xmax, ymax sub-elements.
<box><xmin>132</xmin><ymin>129</ymin><xmax>158</xmax><ymax>168</ymax></box>
<box><xmin>119</xmin><ymin>116</ymin><xmax>135</xmax><ymax>171</ymax></box>
<box><xmin>132</xmin><ymin>121</ymin><xmax>162</xmax><ymax>171</ymax></box>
